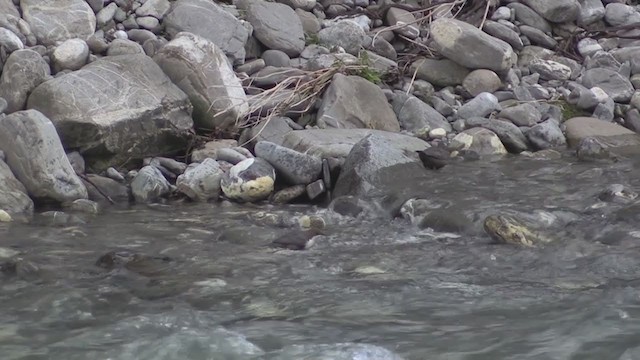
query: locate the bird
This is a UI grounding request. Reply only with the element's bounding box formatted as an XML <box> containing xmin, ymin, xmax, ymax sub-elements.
<box><xmin>416</xmin><ymin>144</ymin><xmax>452</xmax><ymax>170</ymax></box>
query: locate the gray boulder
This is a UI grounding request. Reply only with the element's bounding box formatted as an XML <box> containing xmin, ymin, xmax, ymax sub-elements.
<box><xmin>526</xmin><ymin>119</ymin><xmax>566</xmax><ymax>150</ymax></box>
<box><xmin>462</xmin><ymin>69</ymin><xmax>502</xmax><ymax>97</ymax></box>
<box><xmin>176</xmin><ymin>158</ymin><xmax>224</xmax><ymax>201</ymax></box>
<box><xmin>0</xmin><ymin>159</ymin><xmax>34</xmax><ymax>217</ymax></box>
<box><xmin>0</xmin><ymin>49</ymin><xmax>50</xmax><ymax>114</ymax></box>
<box><xmin>333</xmin><ymin>133</ymin><xmax>426</xmax><ymax>199</ymax></box>
<box><xmin>482</xmin><ymin>20</ymin><xmax>523</xmax><ymax>51</ymax></box>
<box><xmin>27</xmin><ymin>54</ymin><xmax>194</xmax><ymax>172</ymax></box>
<box><xmin>604</xmin><ymin>3</ymin><xmax>640</xmax><ymax>27</ymax></box>
<box><xmin>281</xmin><ymin>128</ymin><xmax>429</xmax><ymax>160</ymax></box>
<box><xmin>522</xmin><ymin>0</ymin><xmax>579</xmax><ymax>23</ymax></box>
<box><xmin>239</xmin><ymin>0</ymin><xmax>305</xmax><ymax>57</ymax></box>
<box><xmin>131</xmin><ymin>165</ymin><xmax>171</xmax><ymax>203</ymax></box>
<box><xmin>317</xmin><ymin>20</ymin><xmax>366</xmax><ymax>55</ymax></box>
<box><xmin>465</xmin><ymin>117</ymin><xmax>528</xmax><ymax>153</ymax></box>
<box><xmin>0</xmin><ymin>110</ymin><xmax>87</xmax><ymax>203</ymax></box>
<box><xmin>317</xmin><ymin>73</ymin><xmax>399</xmax><ymax>131</ymax></box>
<box><xmin>451</xmin><ymin>127</ymin><xmax>507</xmax><ymax>156</ymax></box>
<box><xmin>136</xmin><ymin>0</ymin><xmax>171</xmax><ymax>19</ymax></box>
<box><xmin>254</xmin><ymin>141</ymin><xmax>322</xmax><ymax>185</ymax></box>
<box><xmin>430</xmin><ymin>18</ymin><xmax>515</xmax><ymax>72</ymax></box>
<box><xmin>238</xmin><ymin>116</ymin><xmax>294</xmax><ymax>148</ymax></box>
<box><xmin>154</xmin><ymin>32</ymin><xmax>248</xmax><ymax>132</ymax></box>
<box><xmin>564</xmin><ymin>117</ymin><xmax>640</xmax><ymax>148</ymax></box>
<box><xmin>409</xmin><ymin>58</ymin><xmax>469</xmax><ymax>87</ymax></box>
<box><xmin>0</xmin><ymin>0</ymin><xmax>19</xmax><ymax>19</ymax></box>
<box><xmin>82</xmin><ymin>175</ymin><xmax>130</xmax><ymax>204</ymax></box>
<box><xmin>390</xmin><ymin>93</ymin><xmax>452</xmax><ymax>133</ymax></box>
<box><xmin>457</xmin><ymin>92</ymin><xmax>501</xmax><ymax>120</ymax></box>
<box><xmin>0</xmin><ymin>27</ymin><xmax>23</xmax><ymax>52</ymax></box>
<box><xmin>21</xmin><ymin>0</ymin><xmax>96</xmax><ymax>46</ymax></box>
<box><xmin>581</xmin><ymin>68</ymin><xmax>634</xmax><ymax>103</ymax></box>
<box><xmin>508</xmin><ymin>3</ymin><xmax>552</xmax><ymax>33</ymax></box>
<box><xmin>221</xmin><ymin>158</ymin><xmax>276</xmax><ymax>202</ymax></box>
<box><xmin>578</xmin><ymin>0</ymin><xmax>605</xmax><ymax>26</ymax></box>
<box><xmin>52</xmin><ymin>38</ymin><xmax>89</xmax><ymax>72</ymax></box>
<box><xmin>498</xmin><ymin>103</ymin><xmax>542</xmax><ymax>127</ymax></box>
<box><xmin>164</xmin><ymin>0</ymin><xmax>249</xmax><ymax>64</ymax></box>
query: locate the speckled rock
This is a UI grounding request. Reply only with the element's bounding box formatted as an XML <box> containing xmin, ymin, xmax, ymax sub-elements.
<box><xmin>176</xmin><ymin>158</ymin><xmax>224</xmax><ymax>201</ymax></box>
<box><xmin>221</xmin><ymin>158</ymin><xmax>276</xmax><ymax>202</ymax></box>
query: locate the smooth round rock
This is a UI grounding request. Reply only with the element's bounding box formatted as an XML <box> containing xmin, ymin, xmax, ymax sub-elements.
<box><xmin>52</xmin><ymin>38</ymin><xmax>89</xmax><ymax>72</ymax></box>
<box><xmin>462</xmin><ymin>69</ymin><xmax>502</xmax><ymax>97</ymax></box>
<box><xmin>221</xmin><ymin>158</ymin><xmax>276</xmax><ymax>202</ymax></box>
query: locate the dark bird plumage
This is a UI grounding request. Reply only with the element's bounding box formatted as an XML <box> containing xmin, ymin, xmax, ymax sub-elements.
<box><xmin>416</xmin><ymin>145</ymin><xmax>451</xmax><ymax>170</ymax></box>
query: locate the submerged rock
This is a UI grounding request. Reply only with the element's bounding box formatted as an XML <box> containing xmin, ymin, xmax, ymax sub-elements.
<box><xmin>483</xmin><ymin>214</ymin><xmax>551</xmax><ymax>247</ymax></box>
<box><xmin>271</xmin><ymin>343</ymin><xmax>404</xmax><ymax>360</ymax></box>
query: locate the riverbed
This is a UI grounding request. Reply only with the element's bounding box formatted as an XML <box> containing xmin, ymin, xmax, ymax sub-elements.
<box><xmin>2</xmin><ymin>154</ymin><xmax>640</xmax><ymax>359</ymax></box>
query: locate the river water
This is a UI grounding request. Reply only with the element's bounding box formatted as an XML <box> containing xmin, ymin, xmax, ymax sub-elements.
<box><xmin>2</xmin><ymin>154</ymin><xmax>640</xmax><ymax>360</ymax></box>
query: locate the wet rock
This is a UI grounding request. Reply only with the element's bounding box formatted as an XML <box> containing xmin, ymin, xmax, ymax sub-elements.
<box><xmin>451</xmin><ymin>128</ymin><xmax>507</xmax><ymax>156</ymax></box>
<box><xmin>52</xmin><ymin>39</ymin><xmax>89</xmax><ymax>72</ymax></box>
<box><xmin>457</xmin><ymin>92</ymin><xmax>500</xmax><ymax>120</ymax></box>
<box><xmin>462</xmin><ymin>69</ymin><xmax>502</xmax><ymax>97</ymax></box>
<box><xmin>221</xmin><ymin>158</ymin><xmax>276</xmax><ymax>202</ymax></box>
<box><xmin>564</xmin><ymin>117</ymin><xmax>640</xmax><ymax>148</ymax></box>
<box><xmin>37</xmin><ymin>211</ymin><xmax>85</xmax><ymax>227</ymax></box>
<box><xmin>21</xmin><ymin>0</ymin><xmax>96</xmax><ymax>46</ymax></box>
<box><xmin>164</xmin><ymin>0</ymin><xmax>249</xmax><ymax>64</ymax></box>
<box><xmin>576</xmin><ymin>137</ymin><xmax>614</xmax><ymax>161</ymax></box>
<box><xmin>63</xmin><ymin>199</ymin><xmax>100</xmax><ymax>214</ymax></box>
<box><xmin>317</xmin><ymin>20</ymin><xmax>366</xmax><ymax>55</ymax></box>
<box><xmin>465</xmin><ymin>117</ymin><xmax>528</xmax><ymax>153</ymax></box>
<box><xmin>0</xmin><ymin>49</ymin><xmax>50</xmax><ymax>114</ymax></box>
<box><xmin>82</xmin><ymin>174</ymin><xmax>130</xmax><ymax>203</ymax></box>
<box><xmin>0</xmin><ymin>110</ymin><xmax>87</xmax><ymax>203</ymax></box>
<box><xmin>526</xmin><ymin>119</ymin><xmax>566</xmax><ymax>150</ymax></box>
<box><xmin>281</xmin><ymin>128</ymin><xmax>428</xmax><ymax>161</ymax></box>
<box><xmin>255</xmin><ymin>141</ymin><xmax>322</xmax><ymax>185</ymax></box>
<box><xmin>154</xmin><ymin>32</ymin><xmax>248</xmax><ymax>132</ymax></box>
<box><xmin>484</xmin><ymin>214</ymin><xmax>551</xmax><ymax>247</ymax></box>
<box><xmin>409</xmin><ymin>57</ymin><xmax>469</xmax><ymax>87</ymax></box>
<box><xmin>27</xmin><ymin>54</ymin><xmax>194</xmax><ymax>172</ymax></box>
<box><xmin>391</xmin><ymin>93</ymin><xmax>451</xmax><ymax>133</ymax></box>
<box><xmin>430</xmin><ymin>18</ymin><xmax>515</xmax><ymax>72</ymax></box>
<box><xmin>271</xmin><ymin>228</ymin><xmax>323</xmax><ymax>250</ymax></box>
<box><xmin>271</xmin><ymin>185</ymin><xmax>306</xmax><ymax>204</ymax></box>
<box><xmin>96</xmin><ymin>250</ymin><xmax>172</xmax><ymax>276</ymax></box>
<box><xmin>131</xmin><ymin>166</ymin><xmax>171</xmax><ymax>203</ymax></box>
<box><xmin>317</xmin><ymin>73</ymin><xmax>399</xmax><ymax>131</ymax></box>
<box><xmin>581</xmin><ymin>68</ymin><xmax>634</xmax><ymax>103</ymax></box>
<box><xmin>176</xmin><ymin>158</ymin><xmax>224</xmax><ymax>201</ymax></box>
<box><xmin>599</xmin><ymin>184</ymin><xmax>637</xmax><ymax>204</ymax></box>
<box><xmin>499</xmin><ymin>103</ymin><xmax>541</xmax><ymax>127</ymax></box>
<box><xmin>272</xmin><ymin>343</ymin><xmax>404</xmax><ymax>360</ymax></box>
<box><xmin>239</xmin><ymin>0</ymin><xmax>305</xmax><ymax>57</ymax></box>
<box><xmin>328</xmin><ymin>195</ymin><xmax>369</xmax><ymax>217</ymax></box>
<box><xmin>333</xmin><ymin>133</ymin><xmax>427</xmax><ymax>199</ymax></box>
<box><xmin>0</xmin><ymin>159</ymin><xmax>33</xmax><ymax>217</ymax></box>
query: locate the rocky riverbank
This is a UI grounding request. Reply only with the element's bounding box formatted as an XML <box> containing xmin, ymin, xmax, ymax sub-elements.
<box><xmin>1</xmin><ymin>0</ymin><xmax>640</xmax><ymax>225</ymax></box>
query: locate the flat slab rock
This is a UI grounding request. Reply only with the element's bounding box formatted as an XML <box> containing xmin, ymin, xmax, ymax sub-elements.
<box><xmin>21</xmin><ymin>0</ymin><xmax>96</xmax><ymax>46</ymax></box>
<box><xmin>280</xmin><ymin>128</ymin><xmax>430</xmax><ymax>160</ymax></box>
<box><xmin>27</xmin><ymin>54</ymin><xmax>194</xmax><ymax>171</ymax></box>
<box><xmin>564</xmin><ymin>117</ymin><xmax>640</xmax><ymax>149</ymax></box>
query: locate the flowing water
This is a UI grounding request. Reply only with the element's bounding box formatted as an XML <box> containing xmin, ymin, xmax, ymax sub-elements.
<box><xmin>2</xmin><ymin>155</ymin><xmax>640</xmax><ymax>360</ymax></box>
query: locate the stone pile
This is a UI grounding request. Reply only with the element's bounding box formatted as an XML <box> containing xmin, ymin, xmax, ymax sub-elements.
<box><xmin>1</xmin><ymin>0</ymin><xmax>640</xmax><ymax>221</ymax></box>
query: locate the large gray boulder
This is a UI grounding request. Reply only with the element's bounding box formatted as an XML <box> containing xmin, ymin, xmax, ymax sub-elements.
<box><xmin>0</xmin><ymin>159</ymin><xmax>34</xmax><ymax>217</ymax></box>
<box><xmin>0</xmin><ymin>49</ymin><xmax>50</xmax><ymax>114</ymax></box>
<box><xmin>333</xmin><ymin>133</ymin><xmax>427</xmax><ymax>201</ymax></box>
<box><xmin>21</xmin><ymin>0</ymin><xmax>96</xmax><ymax>46</ymax></box>
<box><xmin>239</xmin><ymin>0</ymin><xmax>305</xmax><ymax>57</ymax></box>
<box><xmin>430</xmin><ymin>18</ymin><xmax>515</xmax><ymax>72</ymax></box>
<box><xmin>254</xmin><ymin>141</ymin><xmax>322</xmax><ymax>185</ymax></box>
<box><xmin>581</xmin><ymin>68</ymin><xmax>634</xmax><ymax>103</ymax></box>
<box><xmin>281</xmin><ymin>128</ymin><xmax>429</xmax><ymax>160</ymax></box>
<box><xmin>154</xmin><ymin>32</ymin><xmax>248</xmax><ymax>132</ymax></box>
<box><xmin>0</xmin><ymin>0</ymin><xmax>19</xmax><ymax>19</ymax></box>
<box><xmin>0</xmin><ymin>110</ymin><xmax>87</xmax><ymax>203</ymax></box>
<box><xmin>564</xmin><ymin>117</ymin><xmax>640</xmax><ymax>148</ymax></box>
<box><xmin>317</xmin><ymin>73</ymin><xmax>400</xmax><ymax>131</ymax></box>
<box><xmin>164</xmin><ymin>0</ymin><xmax>249</xmax><ymax>64</ymax></box>
<box><xmin>27</xmin><ymin>54</ymin><xmax>194</xmax><ymax>172</ymax></box>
